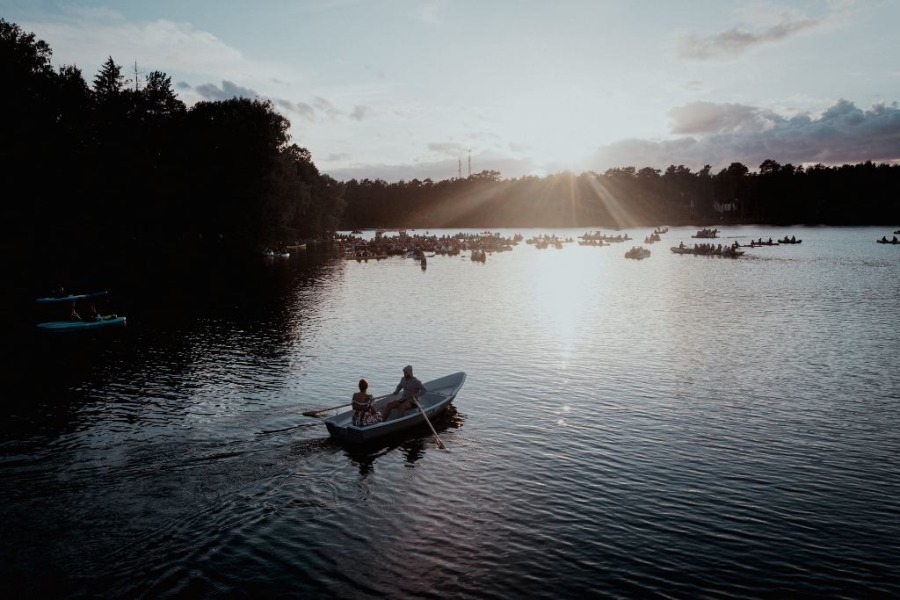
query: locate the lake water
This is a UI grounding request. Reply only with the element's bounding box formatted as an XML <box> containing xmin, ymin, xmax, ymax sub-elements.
<box><xmin>2</xmin><ymin>226</ymin><xmax>900</xmax><ymax>598</ymax></box>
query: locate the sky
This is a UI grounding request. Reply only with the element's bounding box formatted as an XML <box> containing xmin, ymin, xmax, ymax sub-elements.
<box><xmin>4</xmin><ymin>0</ymin><xmax>900</xmax><ymax>182</ymax></box>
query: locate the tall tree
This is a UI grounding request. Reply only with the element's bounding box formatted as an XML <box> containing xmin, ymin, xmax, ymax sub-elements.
<box><xmin>92</xmin><ymin>56</ymin><xmax>124</xmax><ymax>98</ymax></box>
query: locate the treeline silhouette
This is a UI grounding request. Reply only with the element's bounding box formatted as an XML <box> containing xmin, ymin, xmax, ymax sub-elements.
<box><xmin>1</xmin><ymin>18</ymin><xmax>342</xmax><ymax>266</ymax></box>
<box><xmin>342</xmin><ymin>161</ymin><xmax>900</xmax><ymax>230</ymax></box>
<box><xmin>4</xmin><ymin>16</ymin><xmax>898</xmax><ymax>272</ymax></box>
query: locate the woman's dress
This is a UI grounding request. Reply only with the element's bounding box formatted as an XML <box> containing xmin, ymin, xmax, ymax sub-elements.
<box><xmin>352</xmin><ymin>392</ymin><xmax>383</xmax><ymax>426</ymax></box>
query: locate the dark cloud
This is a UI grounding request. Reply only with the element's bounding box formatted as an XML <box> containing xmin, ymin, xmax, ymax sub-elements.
<box><xmin>190</xmin><ymin>80</ymin><xmax>259</xmax><ymax>101</ymax></box>
<box><xmin>678</xmin><ymin>16</ymin><xmax>821</xmax><ymax>60</ymax></box>
<box><xmin>274</xmin><ymin>98</ymin><xmax>316</xmax><ymax>121</ymax></box>
<box><xmin>588</xmin><ymin>99</ymin><xmax>900</xmax><ymax>173</ymax></box>
<box><xmin>179</xmin><ymin>82</ymin><xmax>354</xmax><ymax>125</ymax></box>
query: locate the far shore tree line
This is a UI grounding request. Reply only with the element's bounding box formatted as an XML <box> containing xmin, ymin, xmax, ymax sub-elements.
<box><xmin>341</xmin><ymin>160</ymin><xmax>900</xmax><ymax>230</ymax></box>
<box><xmin>3</xmin><ymin>17</ymin><xmax>898</xmax><ymax>270</ymax></box>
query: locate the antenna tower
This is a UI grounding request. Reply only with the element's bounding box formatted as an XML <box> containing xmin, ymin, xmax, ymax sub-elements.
<box><xmin>131</xmin><ymin>60</ymin><xmax>145</xmax><ymax>92</ymax></box>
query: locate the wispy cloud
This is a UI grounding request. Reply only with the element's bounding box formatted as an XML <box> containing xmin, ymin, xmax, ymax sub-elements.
<box><xmin>417</xmin><ymin>2</ymin><xmax>443</xmax><ymax>25</ymax></box>
<box><xmin>350</xmin><ymin>105</ymin><xmax>372</xmax><ymax>121</ymax></box>
<box><xmin>427</xmin><ymin>142</ymin><xmax>465</xmax><ymax>156</ymax></box>
<box><xmin>678</xmin><ymin>15</ymin><xmax>822</xmax><ymax>60</ymax></box>
<box><xmin>23</xmin><ymin>8</ymin><xmax>302</xmax><ymax>88</ymax></box>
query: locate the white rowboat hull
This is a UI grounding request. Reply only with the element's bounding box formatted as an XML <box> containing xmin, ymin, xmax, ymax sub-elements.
<box><xmin>324</xmin><ymin>372</ymin><xmax>466</xmax><ymax>444</ymax></box>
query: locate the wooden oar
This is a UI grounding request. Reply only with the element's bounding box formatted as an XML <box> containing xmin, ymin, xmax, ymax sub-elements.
<box><xmin>413</xmin><ymin>397</ymin><xmax>446</xmax><ymax>449</ymax></box>
<box><xmin>302</xmin><ymin>402</ymin><xmax>351</xmax><ymax>417</ymax></box>
<box><xmin>302</xmin><ymin>394</ymin><xmax>390</xmax><ymax>417</ymax></box>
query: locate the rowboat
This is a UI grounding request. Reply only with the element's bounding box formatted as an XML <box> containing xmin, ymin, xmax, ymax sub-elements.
<box><xmin>324</xmin><ymin>371</ymin><xmax>467</xmax><ymax>444</ymax></box>
<box><xmin>36</xmin><ymin>290</ymin><xmax>108</xmax><ymax>304</ymax></box>
<box><xmin>670</xmin><ymin>246</ymin><xmax>745</xmax><ymax>257</ymax></box>
<box><xmin>37</xmin><ymin>315</ymin><xmax>126</xmax><ymax>331</ymax></box>
<box><xmin>625</xmin><ymin>246</ymin><xmax>650</xmax><ymax>259</ymax></box>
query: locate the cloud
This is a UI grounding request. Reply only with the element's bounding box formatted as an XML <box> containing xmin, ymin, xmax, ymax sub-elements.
<box><xmin>427</xmin><ymin>142</ymin><xmax>466</xmax><ymax>156</ymax></box>
<box><xmin>191</xmin><ymin>80</ymin><xmax>260</xmax><ymax>102</ymax></box>
<box><xmin>416</xmin><ymin>2</ymin><xmax>443</xmax><ymax>25</ymax></box>
<box><xmin>668</xmin><ymin>101</ymin><xmax>777</xmax><ymax>135</ymax></box>
<box><xmin>678</xmin><ymin>15</ymin><xmax>821</xmax><ymax>60</ymax></box>
<box><xmin>274</xmin><ymin>98</ymin><xmax>316</xmax><ymax>121</ymax></box>
<box><xmin>588</xmin><ymin>100</ymin><xmax>900</xmax><ymax>173</ymax></box>
<box><xmin>27</xmin><ymin>9</ymin><xmax>299</xmax><ymax>85</ymax></box>
<box><xmin>350</xmin><ymin>105</ymin><xmax>372</xmax><ymax>121</ymax></box>
<box><xmin>313</xmin><ymin>96</ymin><xmax>343</xmax><ymax>119</ymax></box>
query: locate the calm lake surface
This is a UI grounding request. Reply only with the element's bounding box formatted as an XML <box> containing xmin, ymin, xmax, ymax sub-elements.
<box><xmin>2</xmin><ymin>226</ymin><xmax>900</xmax><ymax>598</ymax></box>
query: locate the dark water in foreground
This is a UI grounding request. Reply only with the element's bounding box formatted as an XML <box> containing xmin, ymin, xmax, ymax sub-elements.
<box><xmin>2</xmin><ymin>226</ymin><xmax>900</xmax><ymax>598</ymax></box>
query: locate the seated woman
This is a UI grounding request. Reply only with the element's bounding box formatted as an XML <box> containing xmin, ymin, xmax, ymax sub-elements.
<box><xmin>351</xmin><ymin>379</ymin><xmax>382</xmax><ymax>427</ymax></box>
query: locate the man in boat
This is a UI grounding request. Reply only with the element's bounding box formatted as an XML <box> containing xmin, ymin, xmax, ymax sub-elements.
<box><xmin>87</xmin><ymin>302</ymin><xmax>103</xmax><ymax>321</ymax></box>
<box><xmin>382</xmin><ymin>365</ymin><xmax>427</xmax><ymax>420</ymax></box>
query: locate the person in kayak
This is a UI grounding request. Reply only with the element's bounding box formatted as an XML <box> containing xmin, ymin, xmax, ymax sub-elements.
<box><xmin>87</xmin><ymin>302</ymin><xmax>102</xmax><ymax>321</ymax></box>
<box><xmin>382</xmin><ymin>365</ymin><xmax>427</xmax><ymax>420</ymax></box>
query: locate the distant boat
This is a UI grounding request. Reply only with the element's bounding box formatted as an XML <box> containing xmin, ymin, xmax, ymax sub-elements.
<box><xmin>625</xmin><ymin>246</ymin><xmax>651</xmax><ymax>260</ymax></box>
<box><xmin>36</xmin><ymin>290</ymin><xmax>108</xmax><ymax>304</ymax></box>
<box><xmin>37</xmin><ymin>315</ymin><xmax>126</xmax><ymax>332</ymax></box>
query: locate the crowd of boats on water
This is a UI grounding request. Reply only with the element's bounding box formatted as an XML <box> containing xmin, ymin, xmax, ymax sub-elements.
<box><xmin>332</xmin><ymin>225</ymin><xmax>828</xmax><ymax>263</ymax></box>
<box><xmin>33</xmin><ymin>226</ymin><xmax>899</xmax><ymax>333</ymax></box>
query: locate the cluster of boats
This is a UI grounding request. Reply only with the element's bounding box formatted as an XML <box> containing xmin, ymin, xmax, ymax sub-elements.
<box><xmin>692</xmin><ymin>228</ymin><xmax>719</xmax><ymax>239</ymax></box>
<box><xmin>623</xmin><ymin>228</ymin><xmax>672</xmax><ymax>259</ymax></box>
<box><xmin>526</xmin><ymin>234</ymin><xmax>573</xmax><ymax>249</ymax></box>
<box><xmin>671</xmin><ymin>242</ymin><xmax>745</xmax><ymax>257</ymax></box>
<box><xmin>578</xmin><ymin>232</ymin><xmax>632</xmax><ymax>246</ymax></box>
<box><xmin>337</xmin><ymin>230</ymin><xmax>521</xmax><ymax>260</ymax></box>
<box><xmin>34</xmin><ymin>289</ymin><xmax>126</xmax><ymax>332</ymax></box>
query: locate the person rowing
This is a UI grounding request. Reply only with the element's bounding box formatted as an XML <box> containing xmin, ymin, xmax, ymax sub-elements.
<box><xmin>382</xmin><ymin>365</ymin><xmax>427</xmax><ymax>420</ymax></box>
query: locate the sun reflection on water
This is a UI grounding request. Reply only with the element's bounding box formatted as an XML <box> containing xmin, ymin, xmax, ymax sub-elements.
<box><xmin>527</xmin><ymin>245</ymin><xmax>602</xmax><ymax>361</ymax></box>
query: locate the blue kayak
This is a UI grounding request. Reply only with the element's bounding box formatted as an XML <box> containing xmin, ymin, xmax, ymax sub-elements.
<box><xmin>35</xmin><ymin>290</ymin><xmax>109</xmax><ymax>304</ymax></box>
<box><xmin>36</xmin><ymin>315</ymin><xmax>126</xmax><ymax>331</ymax></box>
